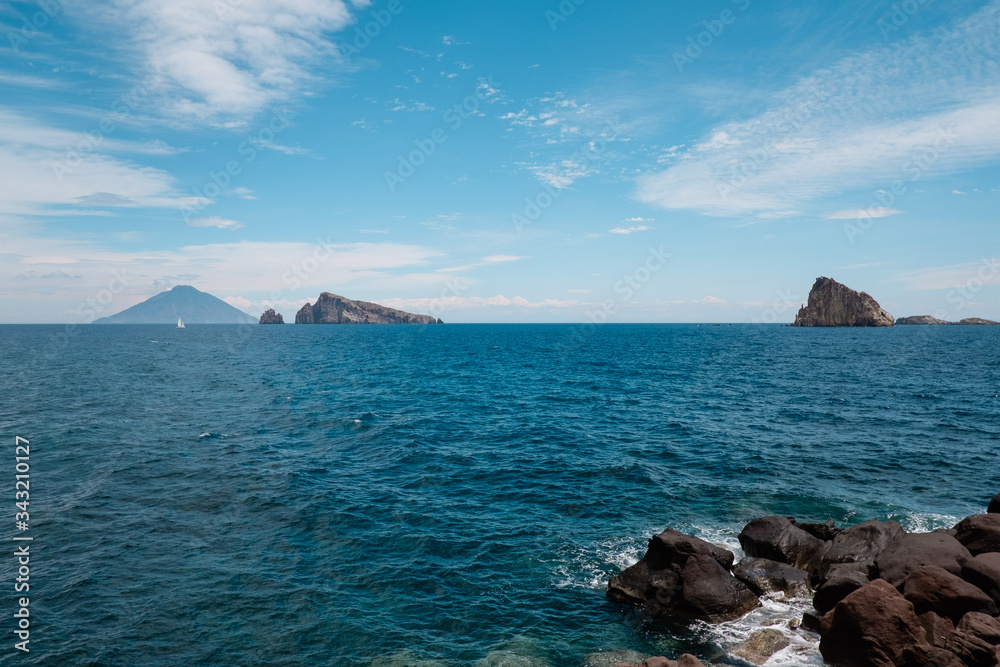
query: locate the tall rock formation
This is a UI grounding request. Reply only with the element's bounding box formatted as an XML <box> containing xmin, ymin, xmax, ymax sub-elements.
<box><xmin>294</xmin><ymin>293</ymin><xmax>442</xmax><ymax>325</ymax></box>
<box><xmin>792</xmin><ymin>277</ymin><xmax>894</xmax><ymax>327</ymax></box>
<box><xmin>259</xmin><ymin>309</ymin><xmax>284</xmax><ymax>324</ymax></box>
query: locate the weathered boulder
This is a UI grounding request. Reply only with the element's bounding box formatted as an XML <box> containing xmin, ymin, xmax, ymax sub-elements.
<box><xmin>797</xmin><ymin>518</ymin><xmax>841</xmax><ymax>541</ymax></box>
<box><xmin>792</xmin><ymin>277</ymin><xmax>894</xmax><ymax>327</ymax></box>
<box><xmin>958</xmin><ymin>612</ymin><xmax>1000</xmax><ymax>645</ymax></box>
<box><xmin>607</xmin><ymin>529</ymin><xmax>759</xmax><ymax>623</ymax></box>
<box><xmin>813</xmin><ymin>562</ymin><xmax>871</xmax><ymax>614</ymax></box>
<box><xmin>813</xmin><ymin>519</ymin><xmax>904</xmax><ymax>581</ymax></box>
<box><xmin>738</xmin><ymin>516</ymin><xmax>824</xmax><ymax>570</ymax></box>
<box><xmin>874</xmin><ymin>532</ymin><xmax>972</xmax><ymax>588</ymax></box>
<box><xmin>902</xmin><ymin>565</ymin><xmax>994</xmax><ymax>622</ymax></box>
<box><xmin>819</xmin><ymin>579</ymin><xmax>942</xmax><ymax>667</ymax></box>
<box><xmin>611</xmin><ymin>655</ymin><xmax>706</xmax><ymax>667</ymax></box>
<box><xmin>989</xmin><ymin>494</ymin><xmax>1000</xmax><ymax>514</ymax></box>
<box><xmin>258</xmin><ymin>308</ymin><xmax>284</xmax><ymax>324</ymax></box>
<box><xmin>962</xmin><ymin>552</ymin><xmax>1000</xmax><ymax>600</ymax></box>
<box><xmin>733</xmin><ymin>629</ymin><xmax>789</xmax><ymax>665</ymax></box>
<box><xmin>955</xmin><ymin>514</ymin><xmax>1000</xmax><ymax>555</ymax></box>
<box><xmin>919</xmin><ymin>611</ymin><xmax>956</xmax><ymax>647</ymax></box>
<box><xmin>732</xmin><ymin>557</ymin><xmax>810</xmax><ymax>598</ymax></box>
<box><xmin>943</xmin><ymin>629</ymin><xmax>998</xmax><ymax>667</ymax></box>
<box><xmin>294</xmin><ymin>293</ymin><xmax>442</xmax><ymax>325</ymax></box>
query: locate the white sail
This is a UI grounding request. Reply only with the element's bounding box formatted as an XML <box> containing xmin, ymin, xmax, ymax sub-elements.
<box><xmin>177</xmin><ymin>316</ymin><xmax>185</xmax><ymax>328</ymax></box>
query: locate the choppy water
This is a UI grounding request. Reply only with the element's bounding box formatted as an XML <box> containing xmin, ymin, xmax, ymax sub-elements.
<box><xmin>1</xmin><ymin>323</ymin><xmax>998</xmax><ymax>666</ymax></box>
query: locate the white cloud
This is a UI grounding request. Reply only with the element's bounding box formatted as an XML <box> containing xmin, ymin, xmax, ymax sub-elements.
<box><xmin>623</xmin><ymin>217</ymin><xmax>653</xmax><ymax>222</ymax></box>
<box><xmin>379</xmin><ymin>295</ymin><xmax>581</xmax><ymax>313</ymax></box>
<box><xmin>481</xmin><ymin>254</ymin><xmax>525</xmax><ymax>264</ymax></box>
<box><xmin>224</xmin><ymin>295</ymin><xmax>255</xmax><ymax>310</ymax></box>
<box><xmin>0</xmin><ymin>109</ymin><xmax>200</xmax><ymax>216</ymax></box>
<box><xmin>188</xmin><ymin>217</ymin><xmax>244</xmax><ymax>230</ymax></box>
<box><xmin>823</xmin><ymin>207</ymin><xmax>903</xmax><ymax>220</ymax></box>
<box><xmin>77</xmin><ymin>0</ymin><xmax>365</xmax><ymax>123</ymax></box>
<box><xmin>637</xmin><ymin>2</ymin><xmax>1000</xmax><ymax>218</ymax></box>
<box><xmin>609</xmin><ymin>226</ymin><xmax>653</xmax><ymax>235</ymax></box>
<box><xmin>701</xmin><ymin>296</ymin><xmax>726</xmax><ymax>304</ymax></box>
<box><xmin>893</xmin><ymin>258</ymin><xmax>1000</xmax><ymax>291</ymax></box>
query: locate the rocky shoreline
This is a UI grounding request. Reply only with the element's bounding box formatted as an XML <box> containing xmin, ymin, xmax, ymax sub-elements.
<box><xmin>606</xmin><ymin>494</ymin><xmax>1000</xmax><ymax>666</ymax></box>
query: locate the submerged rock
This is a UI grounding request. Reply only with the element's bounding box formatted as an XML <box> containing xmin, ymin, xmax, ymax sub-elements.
<box><xmin>607</xmin><ymin>528</ymin><xmax>759</xmax><ymax>623</ymax></box>
<box><xmin>733</xmin><ymin>629</ymin><xmax>790</xmax><ymax>665</ymax></box>
<box><xmin>792</xmin><ymin>276</ymin><xmax>894</xmax><ymax>327</ymax></box>
<box><xmin>611</xmin><ymin>655</ymin><xmax>705</xmax><ymax>667</ymax></box>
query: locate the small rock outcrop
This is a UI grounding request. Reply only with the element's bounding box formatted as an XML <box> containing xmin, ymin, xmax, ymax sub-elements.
<box><xmin>294</xmin><ymin>293</ymin><xmax>442</xmax><ymax>325</ymax></box>
<box><xmin>954</xmin><ymin>514</ymin><xmax>1000</xmax><ymax>556</ymax></box>
<box><xmin>606</xmin><ymin>528</ymin><xmax>760</xmax><ymax>623</ymax></box>
<box><xmin>896</xmin><ymin>315</ymin><xmax>950</xmax><ymax>325</ymax></box>
<box><xmin>989</xmin><ymin>494</ymin><xmax>1000</xmax><ymax>514</ymax></box>
<box><xmin>738</xmin><ymin>516</ymin><xmax>824</xmax><ymax>570</ymax></box>
<box><xmin>258</xmin><ymin>309</ymin><xmax>284</xmax><ymax>324</ymax></box>
<box><xmin>897</xmin><ymin>315</ymin><xmax>1000</xmax><ymax>325</ymax></box>
<box><xmin>792</xmin><ymin>277</ymin><xmax>894</xmax><ymax>327</ymax></box>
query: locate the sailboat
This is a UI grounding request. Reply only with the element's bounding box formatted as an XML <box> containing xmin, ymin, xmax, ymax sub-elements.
<box><xmin>177</xmin><ymin>316</ymin><xmax>185</xmax><ymax>329</ymax></box>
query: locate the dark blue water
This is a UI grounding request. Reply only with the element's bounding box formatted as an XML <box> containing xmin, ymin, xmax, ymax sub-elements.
<box><xmin>1</xmin><ymin>324</ymin><xmax>998</xmax><ymax>665</ymax></box>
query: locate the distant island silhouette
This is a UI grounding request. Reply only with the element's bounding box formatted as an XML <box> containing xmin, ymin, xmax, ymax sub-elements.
<box><xmin>92</xmin><ymin>285</ymin><xmax>257</xmax><ymax>324</ymax></box>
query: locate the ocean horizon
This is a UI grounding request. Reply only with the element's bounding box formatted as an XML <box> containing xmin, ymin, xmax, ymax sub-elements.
<box><xmin>2</xmin><ymin>323</ymin><xmax>997</xmax><ymax>665</ymax></box>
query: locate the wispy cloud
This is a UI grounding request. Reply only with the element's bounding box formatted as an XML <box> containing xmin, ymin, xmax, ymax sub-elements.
<box><xmin>823</xmin><ymin>207</ymin><xmax>903</xmax><ymax>220</ymax></box>
<box><xmin>481</xmin><ymin>254</ymin><xmax>526</xmax><ymax>264</ymax></box>
<box><xmin>637</xmin><ymin>1</ymin><xmax>1000</xmax><ymax>218</ymax></box>
<box><xmin>894</xmin><ymin>258</ymin><xmax>1000</xmax><ymax>291</ymax></box>
<box><xmin>188</xmin><ymin>217</ymin><xmax>244</xmax><ymax>230</ymax></box>
<box><xmin>609</xmin><ymin>225</ymin><xmax>653</xmax><ymax>235</ymax></box>
<box><xmin>80</xmin><ymin>0</ymin><xmax>367</xmax><ymax>124</ymax></box>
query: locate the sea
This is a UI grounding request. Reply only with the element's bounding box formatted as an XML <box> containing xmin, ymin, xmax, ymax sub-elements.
<box><xmin>1</xmin><ymin>323</ymin><xmax>998</xmax><ymax>666</ymax></box>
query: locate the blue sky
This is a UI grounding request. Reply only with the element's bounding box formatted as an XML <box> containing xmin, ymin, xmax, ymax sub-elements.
<box><xmin>1</xmin><ymin>0</ymin><xmax>998</xmax><ymax>323</ymax></box>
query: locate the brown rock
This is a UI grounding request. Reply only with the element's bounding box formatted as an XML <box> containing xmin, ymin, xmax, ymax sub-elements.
<box><xmin>733</xmin><ymin>629</ymin><xmax>790</xmax><ymax>665</ymax></box>
<box><xmin>819</xmin><ymin>579</ymin><xmax>937</xmax><ymax>667</ymax></box>
<box><xmin>792</xmin><ymin>277</ymin><xmax>894</xmax><ymax>327</ymax></box>
<box><xmin>607</xmin><ymin>528</ymin><xmax>759</xmax><ymax>624</ymax></box>
<box><xmin>958</xmin><ymin>612</ymin><xmax>1000</xmax><ymax>644</ymax></box>
<box><xmin>294</xmin><ymin>293</ymin><xmax>441</xmax><ymax>325</ymax></box>
<box><xmin>989</xmin><ymin>494</ymin><xmax>1000</xmax><ymax>514</ymax></box>
<box><xmin>962</xmin><ymin>552</ymin><xmax>1000</xmax><ymax>602</ymax></box>
<box><xmin>738</xmin><ymin>516</ymin><xmax>825</xmax><ymax>570</ymax></box>
<box><xmin>874</xmin><ymin>532</ymin><xmax>972</xmax><ymax>588</ymax></box>
<box><xmin>918</xmin><ymin>611</ymin><xmax>956</xmax><ymax>647</ymax></box>
<box><xmin>902</xmin><ymin>565</ymin><xmax>994</xmax><ymax>622</ymax></box>
<box><xmin>812</xmin><ymin>519</ymin><xmax>903</xmax><ymax>581</ymax></box>
<box><xmin>258</xmin><ymin>308</ymin><xmax>284</xmax><ymax>324</ymax></box>
<box><xmin>943</xmin><ymin>629</ymin><xmax>998</xmax><ymax>667</ymax></box>
<box><xmin>813</xmin><ymin>562</ymin><xmax>871</xmax><ymax>614</ymax></box>
<box><xmin>732</xmin><ymin>557</ymin><xmax>811</xmax><ymax>598</ymax></box>
<box><xmin>955</xmin><ymin>514</ymin><xmax>1000</xmax><ymax>556</ymax></box>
